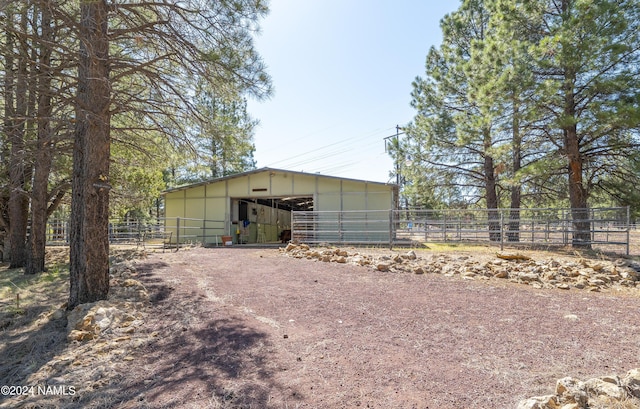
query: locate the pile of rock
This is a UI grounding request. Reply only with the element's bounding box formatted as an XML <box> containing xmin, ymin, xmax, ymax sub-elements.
<box><xmin>518</xmin><ymin>369</ymin><xmax>640</xmax><ymax>409</ymax></box>
<box><xmin>281</xmin><ymin>243</ymin><xmax>640</xmax><ymax>292</ymax></box>
<box><xmin>65</xmin><ymin>260</ymin><xmax>149</xmax><ymax>342</ymax></box>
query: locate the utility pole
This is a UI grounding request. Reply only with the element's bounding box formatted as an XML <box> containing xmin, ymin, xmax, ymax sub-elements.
<box><xmin>384</xmin><ymin>125</ymin><xmax>405</xmax><ymax>185</ymax></box>
<box><xmin>384</xmin><ymin>125</ymin><xmax>405</xmax><ymax>207</ymax></box>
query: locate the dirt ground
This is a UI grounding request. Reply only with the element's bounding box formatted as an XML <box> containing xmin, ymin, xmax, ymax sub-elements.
<box><xmin>2</xmin><ymin>246</ymin><xmax>640</xmax><ymax>409</ymax></box>
<box><xmin>108</xmin><ymin>246</ymin><xmax>639</xmax><ymax>408</ymax></box>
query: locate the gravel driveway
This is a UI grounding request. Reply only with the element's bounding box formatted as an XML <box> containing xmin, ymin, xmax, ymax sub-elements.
<box><xmin>120</xmin><ymin>247</ymin><xmax>640</xmax><ymax>408</ymax></box>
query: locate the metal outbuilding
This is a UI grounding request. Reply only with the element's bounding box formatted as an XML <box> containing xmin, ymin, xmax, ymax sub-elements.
<box><xmin>162</xmin><ymin>167</ymin><xmax>398</xmax><ymax>245</ymax></box>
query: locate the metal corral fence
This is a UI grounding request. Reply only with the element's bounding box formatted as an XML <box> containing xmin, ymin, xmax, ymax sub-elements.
<box><xmin>291</xmin><ymin>207</ymin><xmax>633</xmax><ymax>255</ymax></box>
<box><xmin>46</xmin><ymin>217</ymin><xmax>227</xmax><ymax>250</ymax></box>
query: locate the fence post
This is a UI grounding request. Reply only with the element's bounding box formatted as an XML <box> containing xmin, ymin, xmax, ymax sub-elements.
<box><xmin>627</xmin><ymin>206</ymin><xmax>631</xmax><ymax>256</ymax></box>
<box><xmin>424</xmin><ymin>215</ymin><xmax>428</xmax><ymax>241</ymax></box>
<box><xmin>563</xmin><ymin>210</ymin><xmax>568</xmax><ymax>246</ymax></box>
<box><xmin>443</xmin><ymin>212</ymin><xmax>447</xmax><ymax>242</ymax></box>
<box><xmin>389</xmin><ymin>210</ymin><xmax>395</xmax><ymax>250</ymax></box>
<box><xmin>500</xmin><ymin>212</ymin><xmax>504</xmax><ymax>251</ymax></box>
<box><xmin>530</xmin><ymin>218</ymin><xmax>534</xmax><ymax>244</ymax></box>
<box><xmin>176</xmin><ymin>217</ymin><xmax>180</xmax><ymax>252</ymax></box>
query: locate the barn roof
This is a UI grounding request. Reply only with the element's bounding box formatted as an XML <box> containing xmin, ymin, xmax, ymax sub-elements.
<box><xmin>162</xmin><ymin>167</ymin><xmax>396</xmax><ymax>195</ymax></box>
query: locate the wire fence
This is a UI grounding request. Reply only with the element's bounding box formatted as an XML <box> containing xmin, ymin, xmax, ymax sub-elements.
<box><xmin>291</xmin><ymin>207</ymin><xmax>634</xmax><ymax>255</ymax></box>
<box><xmin>44</xmin><ymin>207</ymin><xmax>634</xmax><ymax>255</ymax></box>
<box><xmin>46</xmin><ymin>217</ymin><xmax>227</xmax><ymax>251</ymax></box>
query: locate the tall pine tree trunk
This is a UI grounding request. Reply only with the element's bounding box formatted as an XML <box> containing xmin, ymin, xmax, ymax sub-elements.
<box><xmin>508</xmin><ymin>95</ymin><xmax>522</xmax><ymax>242</ymax></box>
<box><xmin>483</xmin><ymin>128</ymin><xmax>501</xmax><ymax>242</ymax></box>
<box><xmin>26</xmin><ymin>0</ymin><xmax>54</xmax><ymax>274</ymax></box>
<box><xmin>558</xmin><ymin>0</ymin><xmax>590</xmax><ymax>248</ymax></box>
<box><xmin>563</xmin><ymin>67</ymin><xmax>590</xmax><ymax>248</ymax></box>
<box><xmin>69</xmin><ymin>0</ymin><xmax>111</xmax><ymax>309</ymax></box>
<box><xmin>5</xmin><ymin>7</ymin><xmax>30</xmax><ymax>269</ymax></box>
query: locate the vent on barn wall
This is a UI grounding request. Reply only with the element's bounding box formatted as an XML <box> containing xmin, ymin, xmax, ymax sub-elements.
<box><xmin>252</xmin><ymin>188</ymin><xmax>267</xmax><ymax>192</ymax></box>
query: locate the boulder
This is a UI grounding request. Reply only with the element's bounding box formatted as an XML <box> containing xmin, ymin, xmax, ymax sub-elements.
<box><xmin>519</xmin><ymin>370</ymin><xmax>640</xmax><ymax>409</ymax></box>
<box><xmin>516</xmin><ymin>395</ymin><xmax>558</xmax><ymax>409</ymax></box>
<box><xmin>623</xmin><ymin>368</ymin><xmax>640</xmax><ymax>398</ymax></box>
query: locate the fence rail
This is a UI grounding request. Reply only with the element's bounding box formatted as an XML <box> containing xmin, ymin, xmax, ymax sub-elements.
<box><xmin>46</xmin><ymin>217</ymin><xmax>227</xmax><ymax>250</ymax></box>
<box><xmin>292</xmin><ymin>207</ymin><xmax>633</xmax><ymax>255</ymax></box>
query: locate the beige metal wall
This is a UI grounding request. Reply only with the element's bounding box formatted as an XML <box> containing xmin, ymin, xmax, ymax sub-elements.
<box><xmin>163</xmin><ymin>169</ymin><xmax>396</xmax><ymax>243</ymax></box>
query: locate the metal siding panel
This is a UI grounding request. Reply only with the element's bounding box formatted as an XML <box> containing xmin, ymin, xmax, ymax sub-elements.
<box><xmin>341</xmin><ymin>180</ymin><xmax>365</xmax><ymax>193</ymax></box>
<box><xmin>205</xmin><ymin>197</ymin><xmax>226</xmax><ymax>220</ymax></box>
<box><xmin>248</xmin><ymin>172</ymin><xmax>271</xmax><ymax>195</ymax></box>
<box><xmin>342</xmin><ymin>193</ymin><xmax>367</xmax><ymax>211</ymax></box>
<box><xmin>185</xmin><ymin>185</ymin><xmax>205</xmax><ymax>198</ymax></box>
<box><xmin>185</xmin><ymin>198</ymin><xmax>205</xmax><ymax>219</ymax></box>
<box><xmin>318</xmin><ymin>193</ymin><xmax>341</xmax><ymax>211</ymax></box>
<box><xmin>317</xmin><ymin>176</ymin><xmax>341</xmax><ymax>193</ymax></box>
<box><xmin>366</xmin><ymin>191</ymin><xmax>394</xmax><ymax>210</ymax></box>
<box><xmin>226</xmin><ymin>177</ymin><xmax>249</xmax><ymax>197</ymax></box>
<box><xmin>270</xmin><ymin>172</ymin><xmax>294</xmax><ymax>195</ymax></box>
<box><xmin>291</xmin><ymin>173</ymin><xmax>316</xmax><ymax>195</ymax></box>
<box><xmin>165</xmin><ymin>197</ymin><xmax>185</xmax><ymax>218</ymax></box>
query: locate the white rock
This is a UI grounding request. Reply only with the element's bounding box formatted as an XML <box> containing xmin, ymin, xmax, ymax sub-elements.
<box><xmin>516</xmin><ymin>395</ymin><xmax>557</xmax><ymax>409</ymax></box>
<box><xmin>623</xmin><ymin>369</ymin><xmax>640</xmax><ymax>398</ymax></box>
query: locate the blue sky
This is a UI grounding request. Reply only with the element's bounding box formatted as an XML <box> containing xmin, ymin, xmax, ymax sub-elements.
<box><xmin>247</xmin><ymin>1</ymin><xmax>461</xmax><ymax>184</ymax></box>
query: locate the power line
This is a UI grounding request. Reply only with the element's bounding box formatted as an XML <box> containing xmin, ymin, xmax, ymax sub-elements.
<box><xmin>262</xmin><ymin>126</ymin><xmax>394</xmax><ymax>170</ymax></box>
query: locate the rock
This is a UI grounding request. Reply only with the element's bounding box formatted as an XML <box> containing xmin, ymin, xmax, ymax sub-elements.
<box><xmin>334</xmin><ymin>248</ymin><xmax>348</xmax><ymax>257</ymax></box>
<box><xmin>285</xmin><ymin>243</ymin><xmax>298</xmax><ymax>252</ymax></box>
<box><xmin>350</xmin><ymin>255</ymin><xmax>369</xmax><ymax>266</ymax></box>
<box><xmin>516</xmin><ymin>395</ymin><xmax>558</xmax><ymax>409</ymax></box>
<box><xmin>496</xmin><ymin>252</ymin><xmax>531</xmax><ymax>261</ymax></box>
<box><xmin>66</xmin><ymin>301</ymin><xmax>143</xmax><ymax>342</ymax></box>
<box><xmin>68</xmin><ymin>329</ymin><xmax>97</xmax><ymax>342</ymax></box>
<box><xmin>281</xmin><ymin>245</ymin><xmax>639</xmax><ymax>294</ymax></box>
<box><xmin>620</xmin><ymin>268</ymin><xmax>639</xmax><ymax>281</ymax></box>
<box><xmin>623</xmin><ymin>368</ymin><xmax>640</xmax><ymax>398</ymax></box>
<box><xmin>94</xmin><ymin>307</ymin><xmax>117</xmax><ymax>331</ymax></box>
<box><xmin>52</xmin><ymin>309</ymin><xmax>65</xmax><ymax>320</ymax></box>
<box><xmin>583</xmin><ymin>377</ymin><xmax>624</xmax><ymax>400</ymax></box>
<box><xmin>518</xmin><ymin>272</ymin><xmax>540</xmax><ymax>283</ymax></box>
<box><xmin>404</xmin><ymin>250</ymin><xmax>417</xmax><ymax>260</ymax></box>
<box><xmin>556</xmin><ymin>377</ymin><xmax>588</xmax><ymax>406</ymax></box>
<box><xmin>573</xmin><ymin>280</ymin><xmax>587</xmax><ymax>289</ymax></box>
<box><xmin>442</xmin><ymin>264</ymin><xmax>458</xmax><ymax>276</ymax></box>
<box><xmin>521</xmin><ymin>370</ymin><xmax>640</xmax><ymax>409</ymax></box>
